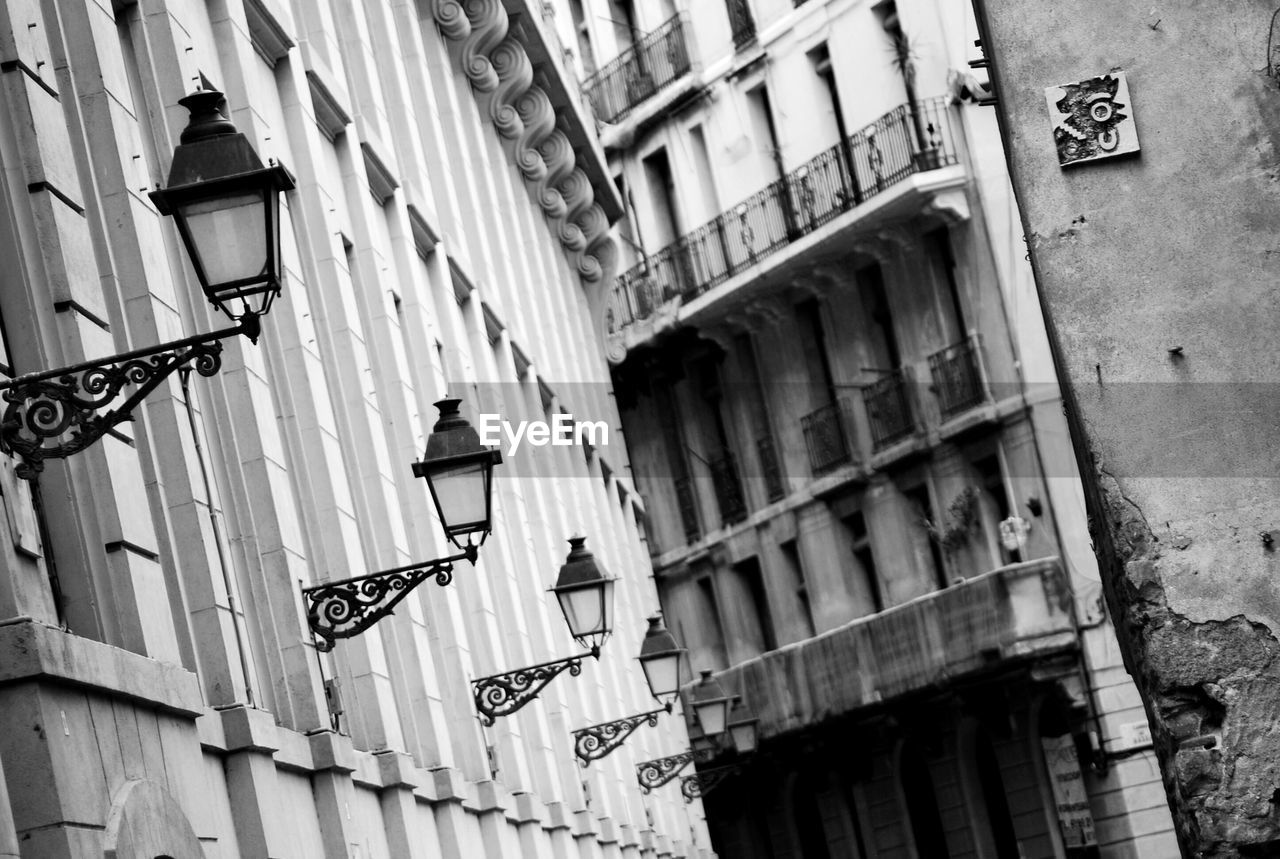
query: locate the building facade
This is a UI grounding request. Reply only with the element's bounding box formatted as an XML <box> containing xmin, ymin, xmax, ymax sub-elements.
<box><xmin>968</xmin><ymin>0</ymin><xmax>1280</xmax><ymax>855</ymax></box>
<box><xmin>566</xmin><ymin>0</ymin><xmax>1181</xmax><ymax>855</ymax></box>
<box><xmin>0</xmin><ymin>0</ymin><xmax>714</xmax><ymax>857</ymax></box>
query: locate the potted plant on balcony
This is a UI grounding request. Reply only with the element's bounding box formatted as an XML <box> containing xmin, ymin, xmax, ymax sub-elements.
<box><xmin>885</xmin><ymin>11</ymin><xmax>943</xmax><ymax>171</ymax></box>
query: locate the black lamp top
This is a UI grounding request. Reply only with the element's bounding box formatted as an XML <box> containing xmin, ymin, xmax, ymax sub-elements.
<box><xmin>639</xmin><ymin>613</ymin><xmax>684</xmax><ymax>658</ymax></box>
<box><xmin>554</xmin><ymin>536</ymin><xmax>610</xmax><ymax>589</ymax></box>
<box><xmin>691</xmin><ymin>669</ymin><xmax>729</xmax><ymax>704</ymax></box>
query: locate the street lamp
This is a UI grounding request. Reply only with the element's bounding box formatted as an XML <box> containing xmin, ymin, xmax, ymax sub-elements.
<box><xmin>690</xmin><ymin>669</ymin><xmax>732</xmax><ymax>737</ymax></box>
<box><xmin>637</xmin><ymin>613</ymin><xmax>686</xmax><ymax>706</ymax></box>
<box><xmin>570</xmin><ymin>611</ymin><xmax>683</xmax><ymax>766</ymax></box>
<box><xmin>727</xmin><ymin>697</ymin><xmax>760</xmax><ymax>755</ymax></box>
<box><xmin>149</xmin><ymin>89</ymin><xmax>294</xmax><ymax>331</ymax></box>
<box><xmin>0</xmin><ymin>87</ymin><xmax>294</xmax><ymax>479</ymax></box>
<box><xmin>412</xmin><ymin>398</ymin><xmax>502</xmax><ymax>549</ymax></box>
<box><xmin>551</xmin><ymin>536</ymin><xmax>616</xmax><ymax>651</ymax></box>
<box><xmin>473</xmin><ymin>536</ymin><xmax>613</xmax><ymax>725</ymax></box>
<box><xmin>303</xmin><ymin>398</ymin><xmax>502</xmax><ymax>651</ymax></box>
<box><xmin>679</xmin><ymin>696</ymin><xmax>760</xmax><ymax>802</ymax></box>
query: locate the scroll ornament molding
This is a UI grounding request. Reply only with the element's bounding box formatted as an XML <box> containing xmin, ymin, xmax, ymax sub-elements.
<box><xmin>431</xmin><ymin>0</ymin><xmax>615</xmax><ymax>284</ymax></box>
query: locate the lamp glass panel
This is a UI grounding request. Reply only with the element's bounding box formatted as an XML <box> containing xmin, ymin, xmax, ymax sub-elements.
<box><xmin>428</xmin><ymin>459</ymin><xmax>489</xmax><ymax>534</ymax></box>
<box><xmin>694</xmin><ymin>699</ymin><xmax>728</xmax><ymax>736</ymax></box>
<box><xmin>558</xmin><ymin>584</ymin><xmax>605</xmax><ymax>638</ymax></box>
<box><xmin>177</xmin><ymin>192</ymin><xmax>267</xmax><ymax>286</ymax></box>
<box><xmin>730</xmin><ymin>722</ymin><xmax>758</xmax><ymax>754</ymax></box>
<box><xmin>640</xmin><ymin>653</ymin><xmax>681</xmax><ymax>699</ymax></box>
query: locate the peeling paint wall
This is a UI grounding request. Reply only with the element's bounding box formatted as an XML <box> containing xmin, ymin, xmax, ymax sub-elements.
<box><xmin>970</xmin><ymin>0</ymin><xmax>1280</xmax><ymax>854</ymax></box>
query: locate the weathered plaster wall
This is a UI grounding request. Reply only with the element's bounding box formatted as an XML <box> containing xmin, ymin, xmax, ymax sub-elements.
<box><xmin>972</xmin><ymin>0</ymin><xmax>1280</xmax><ymax>853</ymax></box>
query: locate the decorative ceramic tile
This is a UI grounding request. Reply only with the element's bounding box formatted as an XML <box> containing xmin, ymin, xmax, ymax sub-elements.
<box><xmin>1045</xmin><ymin>72</ymin><xmax>1139</xmax><ymax>167</ymax></box>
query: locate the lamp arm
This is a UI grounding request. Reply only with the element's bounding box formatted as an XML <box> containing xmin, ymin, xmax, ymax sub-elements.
<box><xmin>303</xmin><ymin>544</ymin><xmax>478</xmax><ymax>652</ymax></box>
<box><xmin>572</xmin><ymin>704</ymin><xmax>671</xmax><ymax>766</ymax></box>
<box><xmin>680</xmin><ymin>763</ymin><xmax>742</xmax><ymax>802</ymax></box>
<box><xmin>472</xmin><ymin>649</ymin><xmax>597</xmax><ymax>726</ymax></box>
<box><xmin>0</xmin><ymin>317</ymin><xmax>256</xmax><ymax>480</ymax></box>
<box><xmin>636</xmin><ymin>747</ymin><xmax>713</xmax><ymax>793</ymax></box>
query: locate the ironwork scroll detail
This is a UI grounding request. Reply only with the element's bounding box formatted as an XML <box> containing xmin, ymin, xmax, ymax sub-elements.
<box><xmin>0</xmin><ymin>341</ymin><xmax>224</xmax><ymax>480</ymax></box>
<box><xmin>303</xmin><ymin>547</ymin><xmax>474</xmax><ymax>652</ymax></box>
<box><xmin>636</xmin><ymin>748</ymin><xmax>711</xmax><ymax>793</ymax></box>
<box><xmin>573</xmin><ymin>708</ymin><xmax>665</xmax><ymax>766</ymax></box>
<box><xmin>473</xmin><ymin>653</ymin><xmax>589</xmax><ymax>726</ymax></box>
<box><xmin>680</xmin><ymin>764</ymin><xmax>740</xmax><ymax>802</ymax></box>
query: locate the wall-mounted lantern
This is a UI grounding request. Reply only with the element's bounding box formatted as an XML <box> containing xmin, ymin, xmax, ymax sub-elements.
<box><xmin>0</xmin><ymin>88</ymin><xmax>294</xmax><ymax>479</ymax></box>
<box><xmin>303</xmin><ymin>398</ymin><xmax>502</xmax><ymax>651</ymax></box>
<box><xmin>638</xmin><ymin>613</ymin><xmax>686</xmax><ymax>706</ymax></box>
<box><xmin>472</xmin><ymin>536</ymin><xmax>613</xmax><ymax>725</ymax></box>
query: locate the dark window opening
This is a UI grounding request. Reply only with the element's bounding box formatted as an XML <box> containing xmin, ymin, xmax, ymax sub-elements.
<box><xmin>901</xmin><ymin>745</ymin><xmax>950</xmax><ymax>858</ymax></box>
<box><xmin>733</xmin><ymin>557</ymin><xmax>777</xmax><ymax>652</ymax></box>
<box><xmin>844</xmin><ymin>511</ymin><xmax>883</xmax><ymax>613</ymax></box>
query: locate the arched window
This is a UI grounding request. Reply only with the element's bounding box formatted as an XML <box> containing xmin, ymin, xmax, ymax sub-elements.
<box><xmin>900</xmin><ymin>744</ymin><xmax>950</xmax><ymax>858</ymax></box>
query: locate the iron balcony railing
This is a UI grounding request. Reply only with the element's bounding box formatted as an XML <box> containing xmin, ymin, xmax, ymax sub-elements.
<box><xmin>725</xmin><ymin>0</ymin><xmax>757</xmax><ymax>50</ymax></box>
<box><xmin>929</xmin><ymin>334</ymin><xmax>989</xmax><ymax>420</ymax></box>
<box><xmin>708</xmin><ymin>557</ymin><xmax>1075</xmax><ymax>741</ymax></box>
<box><xmin>708</xmin><ymin>452</ymin><xmax>747</xmax><ymax>526</ymax></box>
<box><xmin>865</xmin><ymin>368</ymin><xmax>917</xmax><ymax>451</ymax></box>
<box><xmin>674</xmin><ymin>475</ymin><xmax>701</xmax><ymax>543</ymax></box>
<box><xmin>582</xmin><ymin>14</ymin><xmax>692</xmax><ymax>124</ymax></box>
<box><xmin>756</xmin><ymin>434</ymin><xmax>785</xmax><ymax>502</ymax></box>
<box><xmin>609</xmin><ymin>97</ymin><xmax>957</xmax><ymax>330</ymax></box>
<box><xmin>800</xmin><ymin>399</ymin><xmax>857</xmax><ymax>474</ymax></box>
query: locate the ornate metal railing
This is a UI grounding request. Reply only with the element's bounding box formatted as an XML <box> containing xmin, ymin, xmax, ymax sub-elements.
<box><xmin>725</xmin><ymin>0</ymin><xmax>757</xmax><ymax>49</ymax></box>
<box><xmin>608</xmin><ymin>97</ymin><xmax>957</xmax><ymax>331</ymax></box>
<box><xmin>709</xmin><ymin>452</ymin><xmax>747</xmax><ymax>525</ymax></box>
<box><xmin>583</xmin><ymin>14</ymin><xmax>692</xmax><ymax>124</ymax></box>
<box><xmin>756</xmin><ymin>434</ymin><xmax>785</xmax><ymax>501</ymax></box>
<box><xmin>800</xmin><ymin>399</ymin><xmax>856</xmax><ymax>474</ymax></box>
<box><xmin>929</xmin><ymin>334</ymin><xmax>988</xmax><ymax>419</ymax></box>
<box><xmin>674</xmin><ymin>475</ymin><xmax>701</xmax><ymax>543</ymax></box>
<box><xmin>865</xmin><ymin>368</ymin><xmax>916</xmax><ymax>451</ymax></box>
<box><xmin>710</xmin><ymin>558</ymin><xmax>1075</xmax><ymax>741</ymax></box>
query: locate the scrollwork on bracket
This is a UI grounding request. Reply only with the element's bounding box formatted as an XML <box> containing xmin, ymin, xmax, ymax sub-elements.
<box><xmin>0</xmin><ymin>336</ymin><xmax>227</xmax><ymax>480</ymax></box>
<box><xmin>635</xmin><ymin>748</ymin><xmax>713</xmax><ymax>793</ymax></box>
<box><xmin>472</xmin><ymin>651</ymin><xmax>595</xmax><ymax>725</ymax></box>
<box><xmin>572</xmin><ymin>707</ymin><xmax>666</xmax><ymax>766</ymax></box>
<box><xmin>303</xmin><ymin>547</ymin><xmax>475</xmax><ymax>652</ymax></box>
<box><xmin>680</xmin><ymin>764</ymin><xmax>740</xmax><ymax>802</ymax></box>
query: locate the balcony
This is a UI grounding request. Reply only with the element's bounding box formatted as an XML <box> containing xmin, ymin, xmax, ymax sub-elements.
<box><xmin>800</xmin><ymin>399</ymin><xmax>857</xmax><ymax>475</ymax></box>
<box><xmin>865</xmin><ymin>368</ymin><xmax>917</xmax><ymax>451</ymax></box>
<box><xmin>583</xmin><ymin>15</ymin><xmax>692</xmax><ymax>124</ymax></box>
<box><xmin>709</xmin><ymin>452</ymin><xmax>747</xmax><ymax>525</ymax></box>
<box><xmin>929</xmin><ymin>334</ymin><xmax>990</xmax><ymax>420</ymax></box>
<box><xmin>725</xmin><ymin>0</ymin><xmax>757</xmax><ymax>50</ymax></box>
<box><xmin>710</xmin><ymin>557</ymin><xmax>1076</xmax><ymax>741</ymax></box>
<box><xmin>607</xmin><ymin>97</ymin><xmax>958</xmax><ymax>334</ymax></box>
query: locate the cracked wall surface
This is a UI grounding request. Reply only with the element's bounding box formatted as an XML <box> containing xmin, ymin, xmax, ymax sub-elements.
<box><xmin>970</xmin><ymin>0</ymin><xmax>1280</xmax><ymax>854</ymax></box>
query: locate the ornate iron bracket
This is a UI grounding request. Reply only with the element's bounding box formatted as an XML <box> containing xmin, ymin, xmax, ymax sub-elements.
<box><xmin>473</xmin><ymin>648</ymin><xmax>599</xmax><ymax>726</ymax></box>
<box><xmin>680</xmin><ymin>763</ymin><xmax>741</xmax><ymax>802</ymax></box>
<box><xmin>636</xmin><ymin>748</ymin><xmax>714</xmax><ymax>794</ymax></box>
<box><xmin>303</xmin><ymin>544</ymin><xmax>477</xmax><ymax>652</ymax></box>
<box><xmin>0</xmin><ymin>316</ymin><xmax>258</xmax><ymax>480</ymax></box>
<box><xmin>572</xmin><ymin>704</ymin><xmax>671</xmax><ymax>767</ymax></box>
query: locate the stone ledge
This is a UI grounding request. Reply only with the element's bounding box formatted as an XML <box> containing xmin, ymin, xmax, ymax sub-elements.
<box><xmin>0</xmin><ymin>619</ymin><xmax>202</xmax><ymax>716</ymax></box>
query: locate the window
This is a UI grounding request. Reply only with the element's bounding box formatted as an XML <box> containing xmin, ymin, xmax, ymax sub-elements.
<box><xmin>695</xmin><ymin>575</ymin><xmax>729</xmax><ymax>669</ymax></box>
<box><xmin>568</xmin><ymin>0</ymin><xmax>596</xmax><ymax>75</ymax></box>
<box><xmin>905</xmin><ymin>483</ymin><xmax>948</xmax><ymax>589</ymax></box>
<box><xmin>796</xmin><ymin>299</ymin><xmax>836</xmax><ymax>407</ymax></box>
<box><xmin>780</xmin><ymin>539</ymin><xmax>815</xmax><ymax>636</ymax></box>
<box><xmin>844</xmin><ymin>511</ymin><xmax>883</xmax><ymax>613</ymax></box>
<box><xmin>974</xmin><ymin>453</ymin><xmax>1018</xmax><ymax>563</ymax></box>
<box><xmin>746</xmin><ymin>84</ymin><xmax>781</xmax><ymax>178</ymax></box>
<box><xmin>900</xmin><ymin>744</ymin><xmax>951</xmax><ymax>858</ymax></box>
<box><xmin>858</xmin><ymin>263</ymin><xmax>901</xmax><ymax>370</ymax></box>
<box><xmin>642</xmin><ymin>147</ymin><xmax>682</xmax><ymax>248</ymax></box>
<box><xmin>733</xmin><ymin>557</ymin><xmax>777</xmax><ymax>653</ymax></box>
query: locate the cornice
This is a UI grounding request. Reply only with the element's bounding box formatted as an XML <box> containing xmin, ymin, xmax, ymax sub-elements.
<box><xmin>430</xmin><ymin>0</ymin><xmax>618</xmax><ymax>284</ymax></box>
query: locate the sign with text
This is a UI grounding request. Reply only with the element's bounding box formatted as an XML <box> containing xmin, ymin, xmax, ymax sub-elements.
<box><xmin>1041</xmin><ymin>733</ymin><xmax>1099</xmax><ymax>851</ymax></box>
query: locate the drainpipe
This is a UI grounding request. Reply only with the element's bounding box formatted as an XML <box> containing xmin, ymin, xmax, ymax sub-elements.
<box><xmin>180</xmin><ymin>368</ymin><xmax>255</xmax><ymax>707</ymax></box>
